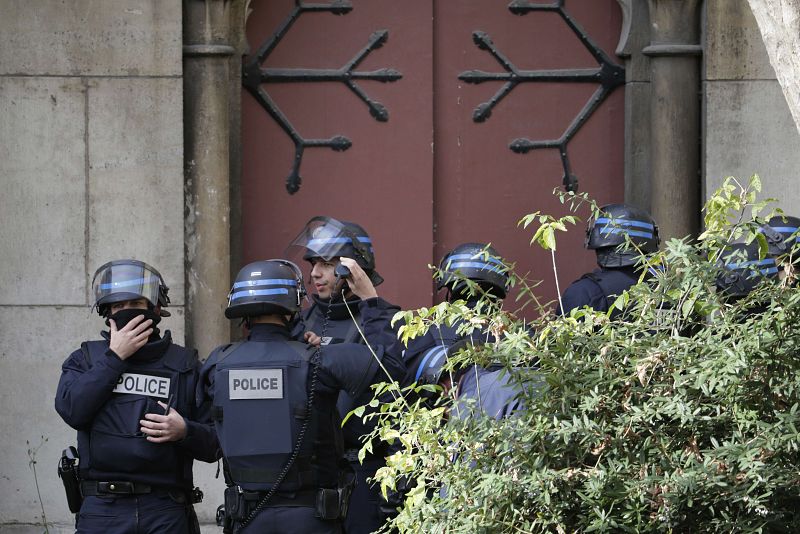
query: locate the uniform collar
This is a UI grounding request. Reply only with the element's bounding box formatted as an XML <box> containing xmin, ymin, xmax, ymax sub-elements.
<box><xmin>310</xmin><ymin>293</ymin><xmax>362</xmax><ymax>320</ymax></box>
<box><xmin>247</xmin><ymin>323</ymin><xmax>292</xmax><ymax>342</ymax></box>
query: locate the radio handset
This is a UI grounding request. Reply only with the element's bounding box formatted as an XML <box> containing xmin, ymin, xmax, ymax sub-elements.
<box><xmin>334</xmin><ymin>263</ymin><xmax>351</xmax><ymax>279</ymax></box>
<box><xmin>334</xmin><ymin>263</ymin><xmax>351</xmax><ymax>295</ymax></box>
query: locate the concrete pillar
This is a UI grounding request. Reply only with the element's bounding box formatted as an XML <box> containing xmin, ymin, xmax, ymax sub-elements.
<box><xmin>616</xmin><ymin>0</ymin><xmax>653</xmax><ymax>213</ymax></box>
<box><xmin>228</xmin><ymin>0</ymin><xmax>250</xmax><ymax>341</ymax></box>
<box><xmin>183</xmin><ymin>0</ymin><xmax>234</xmax><ymax>358</ymax></box>
<box><xmin>644</xmin><ymin>0</ymin><xmax>703</xmax><ymax>240</ymax></box>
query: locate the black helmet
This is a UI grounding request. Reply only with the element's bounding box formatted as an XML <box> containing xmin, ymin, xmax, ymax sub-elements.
<box><xmin>288</xmin><ymin>216</ymin><xmax>383</xmax><ymax>286</ymax></box>
<box><xmin>586</xmin><ymin>204</ymin><xmax>660</xmax><ymax>268</ymax></box>
<box><xmin>411</xmin><ymin>338</ymin><xmax>480</xmax><ymax>387</ymax></box>
<box><xmin>412</xmin><ymin>345</ymin><xmax>449</xmax><ymax>385</ymax></box>
<box><xmin>92</xmin><ymin>259</ymin><xmax>170</xmax><ymax>317</ymax></box>
<box><xmin>225</xmin><ymin>259</ymin><xmax>306</xmax><ymax>319</ymax></box>
<box><xmin>716</xmin><ymin>241</ymin><xmax>779</xmax><ymax>298</ymax></box>
<box><xmin>765</xmin><ymin>215</ymin><xmax>800</xmax><ymax>253</ymax></box>
<box><xmin>437</xmin><ymin>243</ymin><xmax>508</xmax><ymax>299</ymax></box>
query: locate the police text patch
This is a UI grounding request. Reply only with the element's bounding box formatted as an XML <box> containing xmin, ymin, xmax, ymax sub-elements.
<box><xmin>113</xmin><ymin>373</ymin><xmax>171</xmax><ymax>399</ymax></box>
<box><xmin>229</xmin><ymin>369</ymin><xmax>284</xmax><ymax>400</ymax></box>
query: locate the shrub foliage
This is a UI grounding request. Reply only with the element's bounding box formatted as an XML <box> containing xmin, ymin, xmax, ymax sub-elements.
<box><xmin>366</xmin><ymin>177</ymin><xmax>800</xmax><ymax>533</ymax></box>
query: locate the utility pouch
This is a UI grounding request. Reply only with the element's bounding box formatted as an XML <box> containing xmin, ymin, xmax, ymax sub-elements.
<box><xmin>315</xmin><ymin>488</ymin><xmax>341</xmax><ymax>520</ymax></box>
<box><xmin>191</xmin><ymin>486</ymin><xmax>204</xmax><ymax>504</ymax></box>
<box><xmin>216</xmin><ymin>504</ymin><xmax>230</xmax><ymax>533</ymax></box>
<box><xmin>223</xmin><ymin>486</ymin><xmax>245</xmax><ymax>523</ymax></box>
<box><xmin>338</xmin><ymin>466</ymin><xmax>356</xmax><ymax>520</ymax></box>
<box><xmin>57</xmin><ymin>446</ymin><xmax>82</xmax><ymax>513</ymax></box>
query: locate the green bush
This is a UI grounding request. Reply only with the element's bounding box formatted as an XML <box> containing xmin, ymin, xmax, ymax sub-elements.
<box><xmin>366</xmin><ymin>177</ymin><xmax>800</xmax><ymax>533</ymax></box>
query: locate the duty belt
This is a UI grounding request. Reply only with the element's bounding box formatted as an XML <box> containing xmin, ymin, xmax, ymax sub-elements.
<box><xmin>81</xmin><ymin>480</ymin><xmax>156</xmax><ymax>496</ymax></box>
<box><xmin>80</xmin><ymin>480</ymin><xmax>193</xmax><ymax>502</ymax></box>
<box><xmin>239</xmin><ymin>488</ymin><xmax>319</xmax><ymax>508</ymax></box>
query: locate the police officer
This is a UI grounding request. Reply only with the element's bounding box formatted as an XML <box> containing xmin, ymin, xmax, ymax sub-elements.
<box><xmin>403</xmin><ymin>243</ymin><xmax>509</xmax><ymax>391</ymax></box>
<box><xmin>716</xmin><ymin>241</ymin><xmax>781</xmax><ymax>299</ymax></box>
<box><xmin>765</xmin><ymin>214</ymin><xmax>800</xmax><ymax>249</ymax></box>
<box><xmin>199</xmin><ymin>259</ymin><xmax>405</xmax><ymax>533</ymax></box>
<box><xmin>55</xmin><ymin>259</ymin><xmax>217</xmax><ymax>534</ymax></box>
<box><xmin>559</xmin><ymin>204</ymin><xmax>660</xmax><ymax>316</ymax></box>
<box><xmin>288</xmin><ymin>216</ymin><xmax>405</xmax><ymax>534</ymax></box>
<box><xmin>763</xmin><ymin>215</ymin><xmax>800</xmax><ymax>279</ymax></box>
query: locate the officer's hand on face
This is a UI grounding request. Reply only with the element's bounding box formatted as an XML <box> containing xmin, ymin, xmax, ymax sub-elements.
<box><xmin>140</xmin><ymin>401</ymin><xmax>187</xmax><ymax>443</ymax></box>
<box><xmin>338</xmin><ymin>257</ymin><xmax>378</xmax><ymax>300</ymax></box>
<box><xmin>109</xmin><ymin>314</ymin><xmax>154</xmax><ymax>360</ymax></box>
<box><xmin>304</xmin><ymin>331</ymin><xmax>322</xmax><ymax>347</ymax></box>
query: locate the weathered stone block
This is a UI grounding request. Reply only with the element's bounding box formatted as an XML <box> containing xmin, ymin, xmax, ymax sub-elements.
<box><xmin>0</xmin><ymin>306</ymin><xmax>98</xmax><ymax>525</ymax></box>
<box><xmin>0</xmin><ymin>78</ymin><xmax>86</xmax><ymax>305</ymax></box>
<box><xmin>705</xmin><ymin>0</ymin><xmax>775</xmax><ymax>81</ymax></box>
<box><xmin>0</xmin><ymin>305</ymin><xmax>187</xmax><ymax>526</ymax></box>
<box><xmin>87</xmin><ymin>77</ymin><xmax>184</xmax><ymax>305</ymax></box>
<box><xmin>704</xmin><ymin>80</ymin><xmax>800</xmax><ymax>210</ymax></box>
<box><xmin>0</xmin><ymin>0</ymin><xmax>181</xmax><ymax>77</ymax></box>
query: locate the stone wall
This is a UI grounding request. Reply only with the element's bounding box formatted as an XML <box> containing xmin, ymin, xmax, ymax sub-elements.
<box><xmin>704</xmin><ymin>0</ymin><xmax>800</xmax><ymax>209</ymax></box>
<box><xmin>0</xmin><ymin>1</ymin><xmax>221</xmax><ymax>531</ymax></box>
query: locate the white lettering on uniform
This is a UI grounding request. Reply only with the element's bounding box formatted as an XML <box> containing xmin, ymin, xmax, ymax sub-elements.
<box><xmin>113</xmin><ymin>373</ymin><xmax>171</xmax><ymax>399</ymax></box>
<box><xmin>229</xmin><ymin>369</ymin><xmax>283</xmax><ymax>400</ymax></box>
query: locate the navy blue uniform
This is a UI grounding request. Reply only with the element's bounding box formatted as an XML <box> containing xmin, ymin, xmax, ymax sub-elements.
<box><xmin>292</xmin><ymin>295</ymin><xmax>405</xmax><ymax>534</ymax></box>
<box><xmin>559</xmin><ymin>267</ymin><xmax>639</xmax><ymax>316</ymax></box>
<box><xmin>200</xmin><ymin>323</ymin><xmax>403</xmax><ymax>533</ymax></box>
<box><xmin>453</xmin><ymin>366</ymin><xmax>527</xmax><ymax>421</ymax></box>
<box><xmin>55</xmin><ymin>331</ymin><xmax>217</xmax><ymax>534</ymax></box>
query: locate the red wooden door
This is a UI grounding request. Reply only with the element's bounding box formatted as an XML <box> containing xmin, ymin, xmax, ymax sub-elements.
<box><xmin>241</xmin><ymin>0</ymin><xmax>624</xmax><ymax>314</ymax></box>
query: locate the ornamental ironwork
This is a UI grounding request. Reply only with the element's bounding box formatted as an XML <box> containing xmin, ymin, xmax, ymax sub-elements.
<box><xmin>458</xmin><ymin>0</ymin><xmax>625</xmax><ymax>191</ymax></box>
<box><xmin>243</xmin><ymin>0</ymin><xmax>402</xmax><ymax>194</ymax></box>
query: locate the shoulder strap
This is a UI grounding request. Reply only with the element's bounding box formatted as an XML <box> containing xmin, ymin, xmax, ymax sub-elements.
<box><xmin>162</xmin><ymin>343</ymin><xmax>199</xmax><ymax>372</ymax></box>
<box><xmin>342</xmin><ymin>318</ymin><xmax>363</xmax><ymax>345</ymax></box>
<box><xmin>302</xmin><ymin>308</ymin><xmax>324</xmax><ymax>338</ymax></box>
<box><xmin>583</xmin><ymin>271</ymin><xmax>614</xmax><ymax>296</ymax></box>
<box><xmin>214</xmin><ymin>341</ymin><xmax>244</xmax><ymax>367</ymax></box>
<box><xmin>79</xmin><ymin>342</ymin><xmax>91</xmax><ymax>365</ymax></box>
<box><xmin>286</xmin><ymin>341</ymin><xmax>315</xmax><ymax>362</ymax></box>
<box><xmin>80</xmin><ymin>340</ymin><xmax>110</xmax><ymax>366</ymax></box>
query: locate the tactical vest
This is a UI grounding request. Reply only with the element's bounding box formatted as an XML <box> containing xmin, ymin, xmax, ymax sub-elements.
<box><xmin>212</xmin><ymin>340</ymin><xmax>339</xmax><ymax>492</ymax></box>
<box><xmin>583</xmin><ymin>269</ymin><xmax>638</xmax><ymax>313</ymax></box>
<box><xmin>80</xmin><ymin>340</ymin><xmax>196</xmax><ymax>486</ymax></box>
<box><xmin>302</xmin><ymin>305</ymin><xmax>363</xmax><ymax>346</ymax></box>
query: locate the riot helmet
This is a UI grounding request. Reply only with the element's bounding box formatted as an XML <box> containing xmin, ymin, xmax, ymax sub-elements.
<box><xmin>412</xmin><ymin>338</ymin><xmax>480</xmax><ymax>388</ymax></box>
<box><xmin>765</xmin><ymin>214</ymin><xmax>800</xmax><ymax>252</ymax></box>
<box><xmin>715</xmin><ymin>241</ymin><xmax>779</xmax><ymax>298</ymax></box>
<box><xmin>288</xmin><ymin>216</ymin><xmax>383</xmax><ymax>286</ymax></box>
<box><xmin>586</xmin><ymin>204</ymin><xmax>660</xmax><ymax>268</ymax></box>
<box><xmin>225</xmin><ymin>259</ymin><xmax>306</xmax><ymax>319</ymax></box>
<box><xmin>437</xmin><ymin>243</ymin><xmax>509</xmax><ymax>299</ymax></box>
<box><xmin>92</xmin><ymin>259</ymin><xmax>170</xmax><ymax>317</ymax></box>
<box><xmin>413</xmin><ymin>345</ymin><xmax>449</xmax><ymax>386</ymax></box>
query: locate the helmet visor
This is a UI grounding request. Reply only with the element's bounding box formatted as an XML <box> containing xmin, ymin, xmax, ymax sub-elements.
<box><xmin>92</xmin><ymin>262</ymin><xmax>163</xmax><ymax>310</ymax></box>
<box><xmin>287</xmin><ymin>216</ymin><xmax>370</xmax><ymax>261</ymax></box>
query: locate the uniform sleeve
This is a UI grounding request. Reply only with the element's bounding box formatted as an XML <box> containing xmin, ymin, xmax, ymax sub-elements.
<box><xmin>357</xmin><ymin>297</ymin><xmax>406</xmax><ymax>383</ymax></box>
<box><xmin>54</xmin><ymin>345</ymin><xmax>127</xmax><ymax>430</ymax></box>
<box><xmin>175</xmin><ymin>354</ymin><xmax>221</xmax><ymax>462</ymax></box>
<box><xmin>318</xmin><ymin>343</ymin><xmax>387</xmax><ymax>398</ymax></box>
